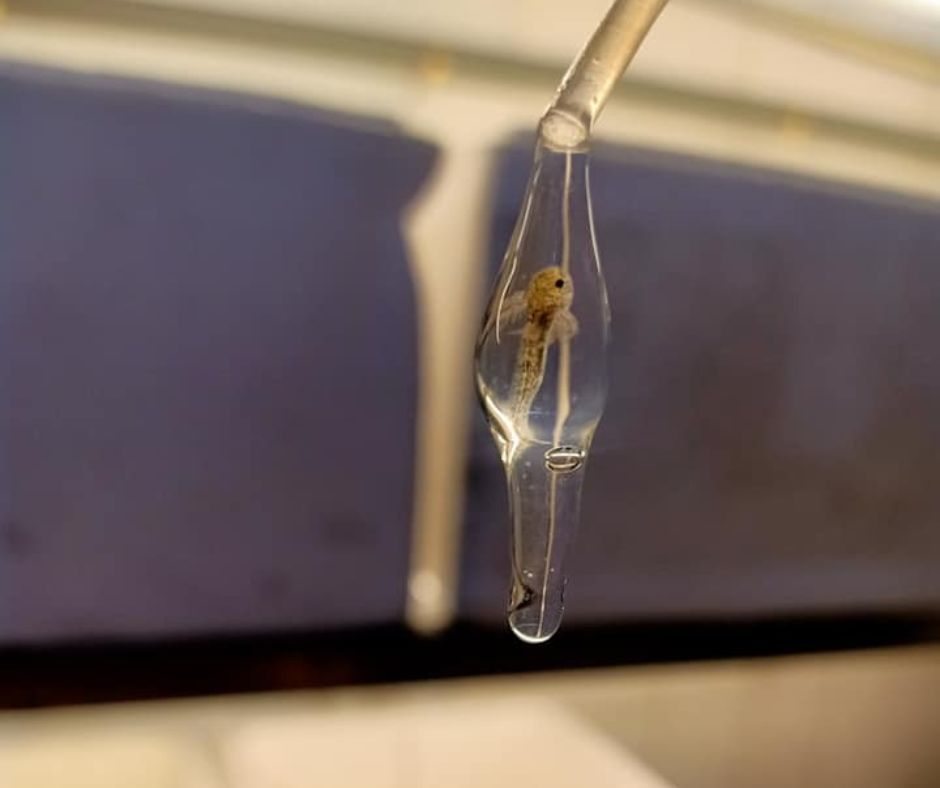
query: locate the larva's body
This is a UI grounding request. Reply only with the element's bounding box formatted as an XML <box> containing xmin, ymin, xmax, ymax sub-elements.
<box><xmin>506</xmin><ymin>266</ymin><xmax>578</xmax><ymax>424</ymax></box>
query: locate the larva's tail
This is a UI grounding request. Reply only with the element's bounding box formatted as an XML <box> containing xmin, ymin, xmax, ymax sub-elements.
<box><xmin>510</xmin><ymin>328</ymin><xmax>549</xmax><ymax>429</ymax></box>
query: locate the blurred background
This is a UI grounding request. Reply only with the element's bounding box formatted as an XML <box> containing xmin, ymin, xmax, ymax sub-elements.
<box><xmin>1</xmin><ymin>0</ymin><xmax>939</xmax><ymax>786</ymax></box>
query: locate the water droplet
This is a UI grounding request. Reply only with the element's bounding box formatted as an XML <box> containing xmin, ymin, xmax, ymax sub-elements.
<box><xmin>544</xmin><ymin>446</ymin><xmax>584</xmax><ymax>473</ymax></box>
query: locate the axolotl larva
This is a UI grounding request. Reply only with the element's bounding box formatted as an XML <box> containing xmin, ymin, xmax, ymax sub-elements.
<box><xmin>498</xmin><ymin>265</ymin><xmax>578</xmax><ymax>423</ymax></box>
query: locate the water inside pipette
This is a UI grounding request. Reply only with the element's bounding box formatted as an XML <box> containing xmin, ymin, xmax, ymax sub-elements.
<box><xmin>475</xmin><ymin>142</ymin><xmax>610</xmax><ymax>643</ymax></box>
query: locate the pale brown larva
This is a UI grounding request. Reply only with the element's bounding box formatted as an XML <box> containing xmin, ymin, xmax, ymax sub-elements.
<box><xmin>505</xmin><ymin>266</ymin><xmax>578</xmax><ymax>424</ymax></box>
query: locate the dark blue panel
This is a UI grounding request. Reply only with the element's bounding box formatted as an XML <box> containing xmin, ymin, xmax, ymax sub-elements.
<box><xmin>463</xmin><ymin>138</ymin><xmax>940</xmax><ymax>624</ymax></box>
<box><xmin>0</xmin><ymin>61</ymin><xmax>435</xmax><ymax>642</ymax></box>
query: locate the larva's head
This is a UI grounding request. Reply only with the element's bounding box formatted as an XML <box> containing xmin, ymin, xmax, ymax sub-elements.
<box><xmin>526</xmin><ymin>266</ymin><xmax>574</xmax><ymax>317</ymax></box>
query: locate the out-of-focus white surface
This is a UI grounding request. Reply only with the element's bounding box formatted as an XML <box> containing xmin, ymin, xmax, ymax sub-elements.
<box><xmin>0</xmin><ymin>732</ymin><xmax>222</xmax><ymax>788</ymax></box>
<box><xmin>223</xmin><ymin>699</ymin><xmax>673</xmax><ymax>788</ymax></box>
<box><xmin>747</xmin><ymin>0</ymin><xmax>940</xmax><ymax>54</ymax></box>
<box><xmin>130</xmin><ymin>0</ymin><xmax>940</xmax><ymax>138</ymax></box>
<box><xmin>0</xmin><ymin>696</ymin><xmax>676</xmax><ymax>788</ymax></box>
<box><xmin>0</xmin><ymin>646</ymin><xmax>938</xmax><ymax>788</ymax></box>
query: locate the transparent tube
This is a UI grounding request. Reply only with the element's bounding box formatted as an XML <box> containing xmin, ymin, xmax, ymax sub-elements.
<box><xmin>539</xmin><ymin>0</ymin><xmax>669</xmax><ymax>151</ymax></box>
<box><xmin>475</xmin><ymin>143</ymin><xmax>609</xmax><ymax>643</ymax></box>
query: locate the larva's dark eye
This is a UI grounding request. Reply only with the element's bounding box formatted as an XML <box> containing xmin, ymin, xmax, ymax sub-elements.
<box><xmin>554</xmin><ymin>278</ymin><xmax>565</xmax><ymax>288</ymax></box>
